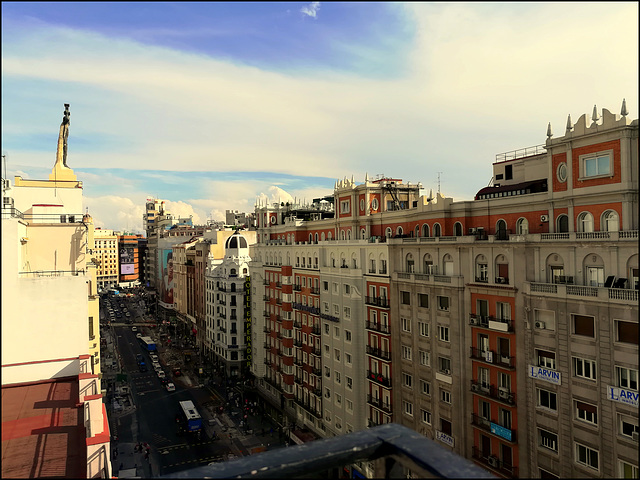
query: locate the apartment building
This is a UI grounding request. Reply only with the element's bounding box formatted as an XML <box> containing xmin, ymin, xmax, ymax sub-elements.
<box><xmin>1</xmin><ymin>115</ymin><xmax>110</xmax><ymax>477</ymax></box>
<box><xmin>118</xmin><ymin>233</ymin><xmax>143</xmax><ymax>287</ymax></box>
<box><xmin>94</xmin><ymin>228</ymin><xmax>119</xmax><ymax>289</ymax></box>
<box><xmin>248</xmin><ymin>102</ymin><xmax>638</xmax><ymax>479</ymax></box>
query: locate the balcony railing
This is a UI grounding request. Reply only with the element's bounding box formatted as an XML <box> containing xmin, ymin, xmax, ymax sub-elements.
<box><xmin>367</xmin><ymin>370</ymin><xmax>391</xmax><ymax>387</ymax></box>
<box><xmin>263</xmin><ymin>326</ymin><xmax>271</xmax><ymax>333</ymax></box>
<box><xmin>310</xmin><ymin>287</ymin><xmax>320</xmax><ymax>295</ymax></box>
<box><xmin>471</xmin><ymin>414</ymin><xmax>517</xmax><ymax>443</ymax></box>
<box><xmin>469</xmin><ymin>314</ymin><xmax>514</xmax><ymax>333</ymax></box>
<box><xmin>166</xmin><ymin>423</ymin><xmax>494</xmax><ymax>479</ymax></box>
<box><xmin>366</xmin><ymin>346</ymin><xmax>392</xmax><ymax>361</ymax></box>
<box><xmin>470</xmin><ymin>381</ymin><xmax>516</xmax><ymax>405</ymax></box>
<box><xmin>310</xmin><ymin>326</ymin><xmax>321</xmax><ymax>335</ymax></box>
<box><xmin>293</xmin><ymin>358</ymin><xmax>303</xmax><ymax>366</ymax></box>
<box><xmin>294</xmin><ymin>376</ymin><xmax>303</xmax><ymax>385</ymax></box>
<box><xmin>528</xmin><ymin>282</ymin><xmax>638</xmax><ymax>302</ymax></box>
<box><xmin>365</xmin><ymin>296</ymin><xmax>390</xmax><ymax>308</ymax></box>
<box><xmin>365</xmin><ymin>321</ymin><xmax>390</xmax><ymax>334</ymax></box>
<box><xmin>470</xmin><ymin>347</ymin><xmax>515</xmax><ymax>369</ymax></box>
<box><xmin>472</xmin><ymin>446</ymin><xmax>519</xmax><ymax>478</ymax></box>
<box><xmin>263</xmin><ymin>311</ymin><xmax>270</xmax><ymax>318</ymax></box>
<box><xmin>293</xmin><ymin>284</ymin><xmax>302</xmax><ymax>291</ymax></box>
<box><xmin>367</xmin><ymin>395</ymin><xmax>392</xmax><ymax>413</ymax></box>
<box><xmin>293</xmin><ymin>321</ymin><xmax>302</xmax><ymax>328</ymax></box>
<box><xmin>311</xmin><ymin>348</ymin><xmax>321</xmax><ymax>357</ymax></box>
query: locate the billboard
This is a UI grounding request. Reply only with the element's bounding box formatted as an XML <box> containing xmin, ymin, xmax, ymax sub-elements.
<box><xmin>121</xmin><ymin>263</ymin><xmax>135</xmax><ymax>275</ymax></box>
<box><xmin>160</xmin><ymin>249</ymin><xmax>175</xmax><ymax>305</ymax></box>
<box><xmin>120</xmin><ymin>246</ymin><xmax>135</xmax><ymax>265</ymax></box>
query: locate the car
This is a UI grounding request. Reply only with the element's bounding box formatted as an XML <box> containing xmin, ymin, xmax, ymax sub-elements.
<box><xmin>157</xmin><ymin>370</ymin><xmax>166</xmax><ymax>379</ymax></box>
<box><xmin>152</xmin><ymin>361</ymin><xmax>161</xmax><ymax>370</ymax></box>
<box><xmin>136</xmin><ymin>333</ymin><xmax>142</xmax><ymax>338</ymax></box>
<box><xmin>166</xmin><ymin>382</ymin><xmax>176</xmax><ymax>392</ymax></box>
<box><xmin>132</xmin><ymin>326</ymin><xmax>137</xmax><ymax>332</ymax></box>
<box><xmin>150</xmin><ymin>354</ymin><xmax>158</xmax><ymax>362</ymax></box>
<box><xmin>125</xmin><ymin>312</ymin><xmax>131</xmax><ymax>317</ymax></box>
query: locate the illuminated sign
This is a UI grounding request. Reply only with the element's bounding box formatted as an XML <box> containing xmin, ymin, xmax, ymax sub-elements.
<box><xmin>245</xmin><ymin>276</ymin><xmax>252</xmax><ymax>369</ymax></box>
<box><xmin>607</xmin><ymin>386</ymin><xmax>639</xmax><ymax>406</ymax></box>
<box><xmin>121</xmin><ymin>263</ymin><xmax>135</xmax><ymax>275</ymax></box>
<box><xmin>528</xmin><ymin>365</ymin><xmax>561</xmax><ymax>385</ymax></box>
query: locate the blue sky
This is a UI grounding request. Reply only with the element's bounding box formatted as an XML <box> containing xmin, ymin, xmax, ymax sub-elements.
<box><xmin>2</xmin><ymin>2</ymin><xmax>638</xmax><ymax>233</ymax></box>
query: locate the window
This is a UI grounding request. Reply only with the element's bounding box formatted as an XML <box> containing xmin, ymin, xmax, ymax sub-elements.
<box><xmin>438</xmin><ymin>325</ymin><xmax>449</xmax><ymax>342</ymax></box>
<box><xmin>575</xmin><ymin>400</ymin><xmax>598</xmax><ymax>425</ymax></box>
<box><xmin>583</xmin><ymin>153</ymin><xmax>610</xmax><ymax>177</ymax></box>
<box><xmin>616</xmin><ymin>320</ymin><xmax>639</xmax><ymax>345</ymax></box>
<box><xmin>602</xmin><ymin>210</ymin><xmax>619</xmax><ymax>232</ymax></box>
<box><xmin>345</xmin><ymin>330</ymin><xmax>352</xmax><ymax>342</ymax></box>
<box><xmin>418</xmin><ymin>293</ymin><xmax>429</xmax><ymax>308</ymax></box>
<box><xmin>323</xmin><ymin>281</ymin><xmax>329</xmax><ymax>291</ymax></box>
<box><xmin>437</xmin><ymin>296</ymin><xmax>449</xmax><ymax>311</ymax></box>
<box><xmin>343</xmin><ymin>306</ymin><xmax>351</xmax><ymax>319</ymax></box>
<box><xmin>325</xmin><ymin>366</ymin><xmax>331</xmax><ymax>378</ymax></box>
<box><xmin>418</xmin><ymin>321</ymin><xmax>429</xmax><ymax>337</ymax></box>
<box><xmin>575</xmin><ymin>442</ymin><xmax>599</xmax><ymax>471</ymax></box>
<box><xmin>421</xmin><ymin>409</ymin><xmax>432</xmax><ymax>425</ymax></box>
<box><xmin>345</xmin><ymin>352</ymin><xmax>352</xmax><ymax>365</ymax></box>
<box><xmin>618</xmin><ymin>414</ymin><xmax>639</xmax><ymax>440</ymax></box>
<box><xmin>401</xmin><ymin>318</ymin><xmax>411</xmax><ymax>332</ymax></box>
<box><xmin>401</xmin><ymin>291</ymin><xmax>410</xmax><ymax>305</ymax></box>
<box><xmin>577</xmin><ymin>212</ymin><xmax>594</xmax><ymax>233</ymax></box>
<box><xmin>346</xmin><ymin>399</ymin><xmax>353</xmax><ymax>413</ymax></box>
<box><xmin>340</xmin><ymin>200</ymin><xmax>350</xmax><ymax>214</ymax></box>
<box><xmin>335</xmin><ymin>372</ymin><xmax>341</xmax><ymax>384</ymax></box>
<box><xmin>440</xmin><ymin>390</ymin><xmax>451</xmax><ymax>404</ymax></box>
<box><xmin>419</xmin><ymin>350</ymin><xmax>430</xmax><ymax>367</ymax></box>
<box><xmin>334</xmin><ymin>349</ymin><xmax>341</xmax><ymax>361</ymax></box>
<box><xmin>420</xmin><ymin>380</ymin><xmax>430</xmax><ymax>395</ymax></box>
<box><xmin>403</xmin><ymin>372</ymin><xmax>413</xmax><ymax>388</ymax></box>
<box><xmin>403</xmin><ymin>401</ymin><xmax>413</xmax><ymax>416</ymax></box>
<box><xmin>616</xmin><ymin>366</ymin><xmax>638</xmax><ymax>390</ymax></box>
<box><xmin>537</xmin><ymin>388</ymin><xmax>557</xmax><ymax>411</ymax></box>
<box><xmin>324</xmin><ymin>324</ymin><xmax>330</xmax><ymax>334</ymax></box>
<box><xmin>619</xmin><ymin>460</ymin><xmax>639</xmax><ymax>479</ymax></box>
<box><xmin>573</xmin><ymin>314</ymin><xmax>595</xmax><ymax>338</ymax></box>
<box><xmin>572</xmin><ymin>357</ymin><xmax>597</xmax><ymax>381</ymax></box>
<box><xmin>538</xmin><ymin>429</ymin><xmax>558</xmax><ymax>452</ymax></box>
<box><xmin>335</xmin><ymin>393</ymin><xmax>342</xmax><ymax>406</ymax></box>
<box><xmin>402</xmin><ymin>346</ymin><xmax>412</xmax><ymax>360</ymax></box>
<box><xmin>438</xmin><ymin>357</ymin><xmax>451</xmax><ymax>374</ymax></box>
<box><xmin>537</xmin><ymin>350</ymin><xmax>556</xmax><ymax>370</ymax></box>
<box><xmin>346</xmin><ymin>376</ymin><xmax>353</xmax><ymax>390</ymax></box>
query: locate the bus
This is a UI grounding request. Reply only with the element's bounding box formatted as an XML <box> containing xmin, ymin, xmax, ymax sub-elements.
<box><xmin>179</xmin><ymin>400</ymin><xmax>203</xmax><ymax>432</ymax></box>
<box><xmin>140</xmin><ymin>336</ymin><xmax>156</xmax><ymax>352</ymax></box>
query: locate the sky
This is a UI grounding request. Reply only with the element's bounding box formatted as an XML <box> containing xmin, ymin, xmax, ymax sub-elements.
<box><xmin>2</xmin><ymin>2</ymin><xmax>638</xmax><ymax>234</ymax></box>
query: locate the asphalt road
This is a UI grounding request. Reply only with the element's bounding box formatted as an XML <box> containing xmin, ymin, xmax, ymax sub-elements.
<box><xmin>113</xmin><ymin>324</ymin><xmax>233</xmax><ymax>476</ymax></box>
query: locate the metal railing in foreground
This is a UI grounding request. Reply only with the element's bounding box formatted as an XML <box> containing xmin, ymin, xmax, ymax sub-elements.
<box><xmin>161</xmin><ymin>423</ymin><xmax>496</xmax><ymax>479</ymax></box>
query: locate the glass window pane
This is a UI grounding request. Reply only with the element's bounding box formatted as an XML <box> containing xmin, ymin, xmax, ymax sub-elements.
<box><xmin>597</xmin><ymin>155</ymin><xmax>610</xmax><ymax>174</ymax></box>
<box><xmin>585</xmin><ymin>158</ymin><xmax>597</xmax><ymax>176</ymax></box>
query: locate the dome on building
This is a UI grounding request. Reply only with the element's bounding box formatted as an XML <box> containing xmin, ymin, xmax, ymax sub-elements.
<box><xmin>225</xmin><ymin>231</ymin><xmax>248</xmax><ymax>252</ymax></box>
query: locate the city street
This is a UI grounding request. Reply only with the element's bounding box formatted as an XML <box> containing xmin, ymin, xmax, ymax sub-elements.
<box><xmin>101</xmin><ymin>291</ymin><xmax>288</xmax><ymax>477</ymax></box>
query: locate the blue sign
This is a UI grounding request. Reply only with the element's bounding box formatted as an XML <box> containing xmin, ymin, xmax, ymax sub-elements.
<box><xmin>490</xmin><ymin>422</ymin><xmax>513</xmax><ymax>442</ymax></box>
<box><xmin>528</xmin><ymin>365</ymin><xmax>561</xmax><ymax>385</ymax></box>
<box><xmin>608</xmin><ymin>386</ymin><xmax>639</xmax><ymax>407</ymax></box>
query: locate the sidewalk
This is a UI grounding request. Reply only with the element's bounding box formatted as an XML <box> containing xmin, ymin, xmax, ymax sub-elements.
<box><xmin>110</xmin><ymin>442</ymin><xmax>153</xmax><ymax>478</ymax></box>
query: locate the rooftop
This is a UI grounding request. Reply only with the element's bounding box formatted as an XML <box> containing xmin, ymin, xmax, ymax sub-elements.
<box><xmin>1</xmin><ymin>378</ymin><xmax>85</xmax><ymax>478</ymax></box>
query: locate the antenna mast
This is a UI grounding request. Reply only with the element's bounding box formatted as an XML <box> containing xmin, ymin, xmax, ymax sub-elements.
<box><xmin>437</xmin><ymin>172</ymin><xmax>443</xmax><ymax>195</ymax></box>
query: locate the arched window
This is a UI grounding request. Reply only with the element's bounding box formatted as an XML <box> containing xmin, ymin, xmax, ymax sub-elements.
<box><xmin>231</xmin><ymin>283</ymin><xmax>236</xmax><ymax>292</ymax></box>
<box><xmin>443</xmin><ymin>254</ymin><xmax>453</xmax><ymax>276</ymax></box>
<box><xmin>315</xmin><ymin>233</ymin><xmax>319</xmax><ymax>243</ymax></box>
<box><xmin>557</xmin><ymin>214</ymin><xmax>569</xmax><ymax>233</ymax></box>
<box><xmin>516</xmin><ymin>218</ymin><xmax>529</xmax><ymax>235</ymax></box>
<box><xmin>433</xmin><ymin>223</ymin><xmax>441</xmax><ymax>237</ymax></box>
<box><xmin>406</xmin><ymin>253</ymin><xmax>415</xmax><ymax>273</ymax></box>
<box><xmin>453</xmin><ymin>222</ymin><xmax>463</xmax><ymax>236</ymax></box>
<box><xmin>309</xmin><ymin>233</ymin><xmax>313</xmax><ymax>243</ymax></box>
<box><xmin>475</xmin><ymin>254</ymin><xmax>488</xmax><ymax>282</ymax></box>
<box><xmin>422</xmin><ymin>224</ymin><xmax>430</xmax><ymax>237</ymax></box>
<box><xmin>379</xmin><ymin>253</ymin><xmax>387</xmax><ymax>274</ymax></box>
<box><xmin>351</xmin><ymin>253</ymin><xmax>357</xmax><ymax>269</ymax></box>
<box><xmin>396</xmin><ymin>226</ymin><xmax>403</xmax><ymax>237</ymax></box>
<box><xmin>627</xmin><ymin>254</ymin><xmax>638</xmax><ymax>289</ymax></box>
<box><xmin>577</xmin><ymin>212</ymin><xmax>594</xmax><ymax>233</ymax></box>
<box><xmin>330</xmin><ymin>253</ymin><xmax>336</xmax><ymax>268</ymax></box>
<box><xmin>340</xmin><ymin>230</ymin><xmax>346</xmax><ymax>240</ymax></box>
<box><xmin>423</xmin><ymin>253</ymin><xmax>434</xmax><ymax>274</ymax></box>
<box><xmin>321</xmin><ymin>232</ymin><xmax>325</xmax><ymax>241</ymax></box>
<box><xmin>583</xmin><ymin>253</ymin><xmax>604</xmax><ymax>286</ymax></box>
<box><xmin>328</xmin><ymin>231</ymin><xmax>332</xmax><ymax>240</ymax></box>
<box><xmin>347</xmin><ymin>229</ymin><xmax>352</xmax><ymax>240</ymax></box>
<box><xmin>230</xmin><ymin>268</ymin><xmax>237</xmax><ymax>277</ymax></box>
<box><xmin>546</xmin><ymin>253</ymin><xmax>565</xmax><ymax>284</ymax></box>
<box><xmin>496</xmin><ymin>219</ymin><xmax>507</xmax><ymax>233</ymax></box>
<box><xmin>340</xmin><ymin>253</ymin><xmax>347</xmax><ymax>268</ymax></box>
<box><xmin>385</xmin><ymin>227</ymin><xmax>392</xmax><ymax>239</ymax></box>
<box><xmin>495</xmin><ymin>254</ymin><xmax>509</xmax><ymax>284</ymax></box>
<box><xmin>415</xmin><ymin>225</ymin><xmax>420</xmax><ymax>237</ymax></box>
<box><xmin>361</xmin><ymin>228</ymin><xmax>366</xmax><ymax>239</ymax></box>
<box><xmin>601</xmin><ymin>210</ymin><xmax>619</xmax><ymax>232</ymax></box>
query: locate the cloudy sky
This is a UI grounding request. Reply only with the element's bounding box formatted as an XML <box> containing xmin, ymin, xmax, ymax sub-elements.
<box><xmin>2</xmin><ymin>2</ymin><xmax>637</xmax><ymax>233</ymax></box>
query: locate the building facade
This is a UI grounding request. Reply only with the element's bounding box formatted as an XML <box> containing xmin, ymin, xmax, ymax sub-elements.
<box><xmin>94</xmin><ymin>228</ymin><xmax>119</xmax><ymax>290</ymax></box>
<box><xmin>248</xmin><ymin>102</ymin><xmax>638</xmax><ymax>479</ymax></box>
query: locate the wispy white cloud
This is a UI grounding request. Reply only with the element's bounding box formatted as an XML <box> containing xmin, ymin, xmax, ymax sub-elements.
<box><xmin>300</xmin><ymin>2</ymin><xmax>321</xmax><ymax>19</ymax></box>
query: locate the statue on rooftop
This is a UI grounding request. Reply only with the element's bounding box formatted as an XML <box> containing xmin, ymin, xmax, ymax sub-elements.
<box><xmin>54</xmin><ymin>104</ymin><xmax>71</xmax><ymax>168</ymax></box>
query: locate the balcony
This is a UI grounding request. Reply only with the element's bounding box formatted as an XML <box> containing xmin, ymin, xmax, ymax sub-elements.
<box><xmin>294</xmin><ymin>339</ymin><xmax>302</xmax><ymax>347</ymax></box>
<box><xmin>366</xmin><ymin>346</ymin><xmax>391</xmax><ymax>361</ymax></box>
<box><xmin>293</xmin><ymin>358</ymin><xmax>303</xmax><ymax>366</ymax></box>
<box><xmin>310</xmin><ymin>287</ymin><xmax>320</xmax><ymax>295</ymax></box>
<box><xmin>469</xmin><ymin>314</ymin><xmax>514</xmax><ymax>333</ymax></box>
<box><xmin>527</xmin><ymin>282</ymin><xmax>638</xmax><ymax>303</ymax></box>
<box><xmin>263</xmin><ymin>326</ymin><xmax>271</xmax><ymax>333</ymax></box>
<box><xmin>215</xmin><ymin>420</ymin><xmax>472</xmax><ymax>480</ymax></box>
<box><xmin>263</xmin><ymin>280</ymin><xmax>270</xmax><ymax>286</ymax></box>
<box><xmin>264</xmin><ymin>358</ymin><xmax>272</xmax><ymax>366</ymax></box>
<box><xmin>312</xmin><ymin>367</ymin><xmax>322</xmax><ymax>376</ymax></box>
<box><xmin>471</xmin><ymin>414</ymin><xmax>517</xmax><ymax>443</ymax></box>
<box><xmin>293</xmin><ymin>284</ymin><xmax>302</xmax><ymax>291</ymax></box>
<box><xmin>298</xmin><ymin>399</ymin><xmax>322</xmax><ymax>418</ymax></box>
<box><xmin>311</xmin><ymin>348</ymin><xmax>321</xmax><ymax>357</ymax></box>
<box><xmin>310</xmin><ymin>326</ymin><xmax>321</xmax><ymax>335</ymax></box>
<box><xmin>367</xmin><ymin>370</ymin><xmax>391</xmax><ymax>388</ymax></box>
<box><xmin>295</xmin><ymin>376</ymin><xmax>303</xmax><ymax>385</ymax></box>
<box><xmin>470</xmin><ymin>347</ymin><xmax>515</xmax><ymax>369</ymax></box>
<box><xmin>276</xmin><ymin>282</ymin><xmax>282</xmax><ymax>288</ymax></box>
<box><xmin>472</xmin><ymin>446</ymin><xmax>518</xmax><ymax>478</ymax></box>
<box><xmin>470</xmin><ymin>381</ymin><xmax>516</xmax><ymax>405</ymax></box>
<box><xmin>365</xmin><ymin>296</ymin><xmax>390</xmax><ymax>308</ymax></box>
<box><xmin>263</xmin><ymin>311</ymin><xmax>271</xmax><ymax>318</ymax></box>
<box><xmin>263</xmin><ymin>295</ymin><xmax>270</xmax><ymax>301</ymax></box>
<box><xmin>293</xmin><ymin>320</ymin><xmax>302</xmax><ymax>328</ymax></box>
<box><xmin>365</xmin><ymin>321</ymin><xmax>390</xmax><ymax>334</ymax></box>
<box><xmin>367</xmin><ymin>395</ymin><xmax>392</xmax><ymax>413</ymax></box>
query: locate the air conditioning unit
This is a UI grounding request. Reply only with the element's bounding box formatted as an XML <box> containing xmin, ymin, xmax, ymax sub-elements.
<box><xmin>540</xmin><ymin>214</ymin><xmax>549</xmax><ymax>222</ymax></box>
<box><xmin>498</xmin><ymin>389</ymin><xmax>509</xmax><ymax>400</ymax></box>
<box><xmin>471</xmin><ymin>383</ymin><xmax>480</xmax><ymax>392</ymax></box>
<box><xmin>535</xmin><ymin>321</ymin><xmax>546</xmax><ymax>329</ymax></box>
<box><xmin>488</xmin><ymin>456</ymin><xmax>499</xmax><ymax>468</ymax></box>
<box><xmin>632</xmin><ymin>432</ymin><xmax>639</xmax><ymax>442</ymax></box>
<box><xmin>470</xmin><ymin>317</ymin><xmax>478</xmax><ymax>325</ymax></box>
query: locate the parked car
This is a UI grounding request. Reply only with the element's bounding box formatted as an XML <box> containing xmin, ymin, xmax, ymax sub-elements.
<box><xmin>136</xmin><ymin>333</ymin><xmax>142</xmax><ymax>339</ymax></box>
<box><xmin>131</xmin><ymin>326</ymin><xmax>137</xmax><ymax>332</ymax></box>
<box><xmin>157</xmin><ymin>370</ymin><xmax>166</xmax><ymax>379</ymax></box>
<box><xmin>166</xmin><ymin>382</ymin><xmax>175</xmax><ymax>392</ymax></box>
<box><xmin>150</xmin><ymin>354</ymin><xmax>158</xmax><ymax>362</ymax></box>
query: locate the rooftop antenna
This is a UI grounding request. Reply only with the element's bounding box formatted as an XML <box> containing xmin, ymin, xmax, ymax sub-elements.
<box><xmin>437</xmin><ymin>172</ymin><xmax>443</xmax><ymax>195</ymax></box>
